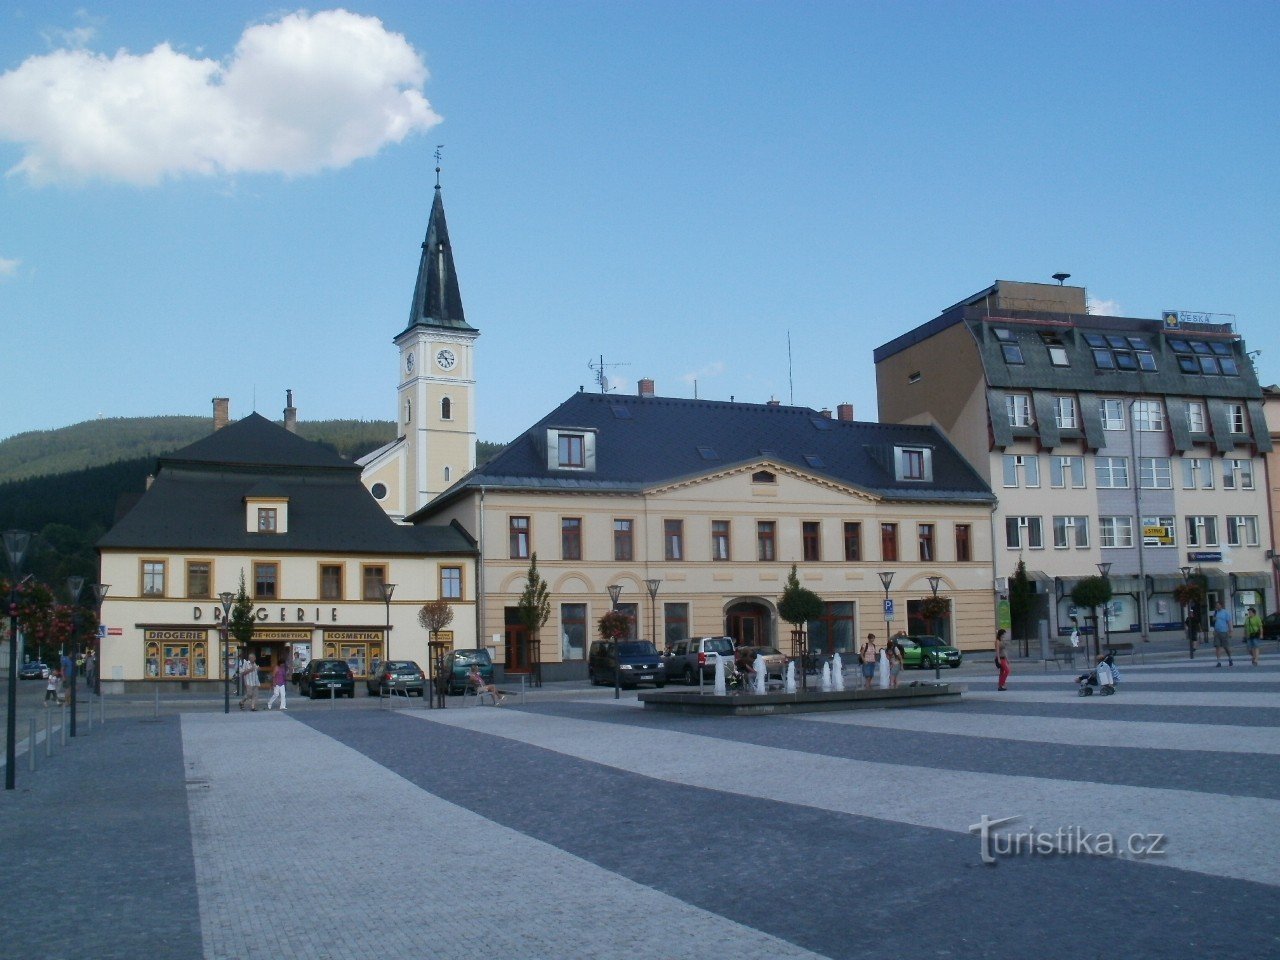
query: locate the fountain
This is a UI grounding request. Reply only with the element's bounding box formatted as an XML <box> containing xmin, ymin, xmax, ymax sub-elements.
<box><xmin>784</xmin><ymin>659</ymin><xmax>797</xmax><ymax>693</ymax></box>
<box><xmin>753</xmin><ymin>654</ymin><xmax>767</xmax><ymax>695</ymax></box>
<box><xmin>713</xmin><ymin>656</ymin><xmax>727</xmax><ymax>697</ymax></box>
<box><xmin>820</xmin><ymin>662</ymin><xmax>832</xmax><ymax>692</ymax></box>
<box><xmin>877</xmin><ymin>649</ymin><xmax>890</xmax><ymax>689</ymax></box>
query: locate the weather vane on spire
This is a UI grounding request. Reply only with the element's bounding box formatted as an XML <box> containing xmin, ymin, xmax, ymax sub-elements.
<box><xmin>434</xmin><ymin>144</ymin><xmax>444</xmax><ymax>188</ymax></box>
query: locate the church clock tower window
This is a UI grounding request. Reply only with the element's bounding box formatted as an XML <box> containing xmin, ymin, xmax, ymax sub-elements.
<box><xmin>441</xmin><ymin>397</ymin><xmax>452</xmax><ymax>420</ymax></box>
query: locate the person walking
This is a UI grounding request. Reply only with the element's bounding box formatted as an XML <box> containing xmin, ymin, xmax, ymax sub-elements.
<box><xmin>995</xmin><ymin>628</ymin><xmax>1011</xmax><ymax>691</ymax></box>
<box><xmin>1243</xmin><ymin>606</ymin><xmax>1263</xmax><ymax>667</ymax></box>
<box><xmin>45</xmin><ymin>669</ymin><xmax>60</xmax><ymax>705</ymax></box>
<box><xmin>238</xmin><ymin>651</ymin><xmax>260</xmax><ymax>711</ymax></box>
<box><xmin>886</xmin><ymin>633</ymin><xmax>904</xmax><ymax>689</ymax></box>
<box><xmin>266</xmin><ymin>659</ymin><xmax>288</xmax><ymax>710</ymax></box>
<box><xmin>1211</xmin><ymin>601</ymin><xmax>1234</xmax><ymax>667</ymax></box>
<box><xmin>859</xmin><ymin>634</ymin><xmax>878</xmax><ymax>690</ymax></box>
<box><xmin>1186</xmin><ymin>598</ymin><xmax>1201</xmax><ymax>659</ymax></box>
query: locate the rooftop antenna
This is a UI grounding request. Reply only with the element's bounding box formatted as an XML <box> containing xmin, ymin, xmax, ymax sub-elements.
<box><xmin>1052</xmin><ymin>272</ymin><xmax>1071</xmax><ymax>285</ymax></box>
<box><xmin>787</xmin><ymin>331</ymin><xmax>794</xmax><ymax>405</ymax></box>
<box><xmin>588</xmin><ymin>355</ymin><xmax>629</xmax><ymax>394</ymax></box>
<box><xmin>434</xmin><ymin>145</ymin><xmax>443</xmax><ymax>188</ymax></box>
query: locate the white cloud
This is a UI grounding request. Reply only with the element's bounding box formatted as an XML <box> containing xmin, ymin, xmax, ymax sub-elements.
<box><xmin>1088</xmin><ymin>298</ymin><xmax>1123</xmax><ymax>316</ymax></box>
<box><xmin>0</xmin><ymin>9</ymin><xmax>440</xmax><ymax>185</ymax></box>
<box><xmin>0</xmin><ymin>257</ymin><xmax>19</xmax><ymax>279</ymax></box>
<box><xmin>679</xmin><ymin>361</ymin><xmax>725</xmax><ymax>386</ymax></box>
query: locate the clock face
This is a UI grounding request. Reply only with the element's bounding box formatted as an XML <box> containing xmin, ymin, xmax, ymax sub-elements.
<box><xmin>435</xmin><ymin>348</ymin><xmax>457</xmax><ymax>371</ymax></box>
<box><xmin>405</xmin><ymin>351</ymin><xmax>415</xmax><ymax>373</ymax></box>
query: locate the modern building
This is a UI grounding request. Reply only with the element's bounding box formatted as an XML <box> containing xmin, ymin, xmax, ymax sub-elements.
<box><xmin>408</xmin><ymin>385</ymin><xmax>998</xmax><ymax>681</ymax></box>
<box><xmin>96</xmin><ymin>405</ymin><xmax>477</xmax><ymax>688</ymax></box>
<box><xmin>875</xmin><ymin>280</ymin><xmax>1273</xmax><ymax>642</ymax></box>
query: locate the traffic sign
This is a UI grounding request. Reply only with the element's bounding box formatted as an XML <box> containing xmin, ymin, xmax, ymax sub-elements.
<box><xmin>884</xmin><ymin>598</ymin><xmax>895</xmax><ymax>619</ymax></box>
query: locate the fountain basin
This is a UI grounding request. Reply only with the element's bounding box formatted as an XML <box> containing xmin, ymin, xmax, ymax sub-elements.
<box><xmin>637</xmin><ymin>682</ymin><xmax>961</xmax><ymax>716</ymax></box>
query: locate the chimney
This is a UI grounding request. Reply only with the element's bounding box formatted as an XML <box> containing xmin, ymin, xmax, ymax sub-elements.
<box><xmin>284</xmin><ymin>389</ymin><xmax>297</xmax><ymax>433</ymax></box>
<box><xmin>837</xmin><ymin>403</ymin><xmax>854</xmax><ymax>422</ymax></box>
<box><xmin>213</xmin><ymin>397</ymin><xmax>230</xmax><ymax>431</ymax></box>
<box><xmin>820</xmin><ymin>407</ymin><xmax>832</xmax><ymax>418</ymax></box>
<box><xmin>766</xmin><ymin>397</ymin><xmax>781</xmax><ymax>407</ymax></box>
<box><xmin>638</xmin><ymin>378</ymin><xmax>655</xmax><ymax>397</ymax></box>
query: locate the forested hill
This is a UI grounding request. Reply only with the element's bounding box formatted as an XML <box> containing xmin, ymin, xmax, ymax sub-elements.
<box><xmin>0</xmin><ymin>416</ymin><xmax>400</xmax><ymax>484</ymax></box>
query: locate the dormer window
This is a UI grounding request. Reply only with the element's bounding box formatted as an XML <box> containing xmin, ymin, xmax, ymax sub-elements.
<box><xmin>895</xmin><ymin>446</ymin><xmax>932</xmax><ymax>482</ymax></box>
<box><xmin>246</xmin><ymin>495</ymin><xmax>288</xmax><ymax>534</ymax></box>
<box><xmin>258</xmin><ymin>508</ymin><xmax>277</xmax><ymax>533</ymax></box>
<box><xmin>547</xmin><ymin>428</ymin><xmax>596</xmax><ymax>471</ymax></box>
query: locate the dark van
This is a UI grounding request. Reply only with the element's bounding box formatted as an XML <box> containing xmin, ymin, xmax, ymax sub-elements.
<box><xmin>588</xmin><ymin>640</ymin><xmax>666</xmax><ymax>689</ymax></box>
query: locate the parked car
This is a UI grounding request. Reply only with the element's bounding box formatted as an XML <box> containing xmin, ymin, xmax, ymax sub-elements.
<box><xmin>736</xmin><ymin>645</ymin><xmax>788</xmax><ymax>681</ymax></box>
<box><xmin>662</xmin><ymin>636</ymin><xmax>735</xmax><ymax>684</ymax></box>
<box><xmin>589</xmin><ymin>640</ymin><xmax>666</xmax><ymax>688</ymax></box>
<box><xmin>901</xmin><ymin>635</ymin><xmax>963</xmax><ymax>669</ymax></box>
<box><xmin>18</xmin><ymin>661</ymin><xmax>49</xmax><ymax>680</ymax></box>
<box><xmin>366</xmin><ymin>660</ymin><xmax>427</xmax><ymax>697</ymax></box>
<box><xmin>298</xmin><ymin>658</ymin><xmax>355</xmax><ymax>699</ymax></box>
<box><xmin>438</xmin><ymin>649</ymin><xmax>494</xmax><ymax>695</ymax></box>
<box><xmin>1262</xmin><ymin>612</ymin><xmax>1280</xmax><ymax>641</ymax></box>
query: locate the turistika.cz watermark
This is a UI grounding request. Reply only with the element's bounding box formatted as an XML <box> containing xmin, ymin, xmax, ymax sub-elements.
<box><xmin>968</xmin><ymin>815</ymin><xmax>1168</xmax><ymax>864</ymax></box>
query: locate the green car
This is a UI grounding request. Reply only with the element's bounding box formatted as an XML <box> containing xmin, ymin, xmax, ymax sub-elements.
<box><xmin>900</xmin><ymin>635</ymin><xmax>962</xmax><ymax>669</ymax></box>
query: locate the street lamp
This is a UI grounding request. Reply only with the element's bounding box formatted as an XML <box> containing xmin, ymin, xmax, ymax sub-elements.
<box><xmin>878</xmin><ymin>571</ymin><xmax>895</xmax><ymax>647</ymax></box>
<box><xmin>90</xmin><ymin>584</ymin><xmax>109</xmax><ymax>697</ymax></box>
<box><xmin>219</xmin><ymin>591</ymin><xmax>235</xmax><ymax>715</ymax></box>
<box><xmin>66</xmin><ymin>576</ymin><xmax>84</xmax><ymax>738</ymax></box>
<box><xmin>1096</xmin><ymin>562</ymin><xmax>1112</xmax><ymax>657</ymax></box>
<box><xmin>4</xmin><ymin>530</ymin><xmax>31</xmax><ymax>790</ymax></box>
<box><xmin>607</xmin><ymin>584</ymin><xmax>622</xmax><ymax>700</ymax></box>
<box><xmin>380</xmin><ymin>582</ymin><xmax>397</xmax><ymax>664</ymax></box>
<box><xmin>645</xmin><ymin>579</ymin><xmax>661</xmax><ymax>652</ymax></box>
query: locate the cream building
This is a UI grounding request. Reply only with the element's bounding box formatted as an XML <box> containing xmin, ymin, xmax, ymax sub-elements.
<box><xmin>96</xmin><ymin>407</ymin><xmax>477</xmax><ymax>688</ymax></box>
<box><xmin>410</xmin><ymin>387</ymin><xmax>998</xmax><ymax>681</ymax></box>
<box><xmin>876</xmin><ymin>280</ymin><xmax>1274</xmax><ymax>641</ymax></box>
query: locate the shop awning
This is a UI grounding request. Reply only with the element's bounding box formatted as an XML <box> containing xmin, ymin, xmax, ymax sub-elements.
<box><xmin>1230</xmin><ymin>572</ymin><xmax>1271</xmax><ymax>592</ymax></box>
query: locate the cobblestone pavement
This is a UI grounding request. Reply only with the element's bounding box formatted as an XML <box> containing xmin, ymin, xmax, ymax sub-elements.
<box><xmin>2</xmin><ymin>657</ymin><xmax>1277</xmax><ymax>959</ymax></box>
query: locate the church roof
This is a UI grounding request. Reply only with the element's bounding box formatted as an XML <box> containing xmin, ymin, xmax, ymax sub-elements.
<box><xmin>401</xmin><ymin>187</ymin><xmax>477</xmax><ymax>336</ymax></box>
<box><xmin>411</xmin><ymin>392</ymin><xmax>994</xmax><ymax>519</ymax></box>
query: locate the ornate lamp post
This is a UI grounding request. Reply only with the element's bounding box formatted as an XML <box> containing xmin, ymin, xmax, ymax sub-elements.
<box><xmin>608</xmin><ymin>583</ymin><xmax>622</xmax><ymax>701</ymax></box>
<box><xmin>4</xmin><ymin>530</ymin><xmax>31</xmax><ymax>790</ymax></box>
<box><xmin>90</xmin><ymin>584</ymin><xmax>109</xmax><ymax>697</ymax></box>
<box><xmin>878</xmin><ymin>571</ymin><xmax>895</xmax><ymax>646</ymax></box>
<box><xmin>219</xmin><ymin>591</ymin><xmax>235</xmax><ymax>715</ymax></box>
<box><xmin>380</xmin><ymin>582</ymin><xmax>397</xmax><ymax>665</ymax></box>
<box><xmin>66</xmin><ymin>576</ymin><xmax>84</xmax><ymax>738</ymax></box>
<box><xmin>1096</xmin><ymin>561</ymin><xmax>1112</xmax><ymax>657</ymax></box>
<box><xmin>645</xmin><ymin>579</ymin><xmax>661</xmax><ymax>652</ymax></box>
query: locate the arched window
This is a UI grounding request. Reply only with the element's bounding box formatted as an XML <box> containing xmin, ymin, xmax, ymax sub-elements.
<box><xmin>404</xmin><ymin>398</ymin><xmax>412</xmax><ymax>424</ymax></box>
<box><xmin>441</xmin><ymin>397</ymin><xmax>452</xmax><ymax>421</ymax></box>
<box><xmin>443</xmin><ymin>466</ymin><xmax>452</xmax><ymax>482</ymax></box>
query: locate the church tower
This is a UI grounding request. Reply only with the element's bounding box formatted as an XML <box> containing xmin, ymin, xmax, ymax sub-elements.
<box><xmin>361</xmin><ymin>174</ymin><xmax>479</xmax><ymax>520</ymax></box>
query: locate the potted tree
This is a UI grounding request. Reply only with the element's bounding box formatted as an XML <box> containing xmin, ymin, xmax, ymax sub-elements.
<box><xmin>515</xmin><ymin>554</ymin><xmax>551</xmax><ymax>687</ymax></box>
<box><xmin>778</xmin><ymin>564</ymin><xmax>824</xmax><ymax>690</ymax></box>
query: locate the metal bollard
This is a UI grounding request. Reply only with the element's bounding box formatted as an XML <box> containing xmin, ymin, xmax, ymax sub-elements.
<box><xmin>155</xmin><ymin>684</ymin><xmax>160</xmax><ymax>719</ymax></box>
<box><xmin>330</xmin><ymin>684</ymin><xmax>336</xmax><ymax>709</ymax></box>
<box><xmin>45</xmin><ymin>709</ymin><xmax>52</xmax><ymax>758</ymax></box>
<box><xmin>60</xmin><ymin>706</ymin><xmax>67</xmax><ymax>747</ymax></box>
<box><xmin>28</xmin><ymin>718</ymin><xmax>36</xmax><ymax>772</ymax></box>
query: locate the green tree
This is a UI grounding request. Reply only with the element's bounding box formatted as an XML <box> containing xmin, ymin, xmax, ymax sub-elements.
<box><xmin>1009</xmin><ymin>559</ymin><xmax>1036</xmax><ymax>647</ymax></box>
<box><xmin>1071</xmin><ymin>576</ymin><xmax>1113</xmax><ymax>656</ymax></box>
<box><xmin>516</xmin><ymin>554</ymin><xmax>551</xmax><ymax>684</ymax></box>
<box><xmin>229</xmin><ymin>571</ymin><xmax>255</xmax><ymax>652</ymax></box>
<box><xmin>778</xmin><ymin>564</ymin><xmax>823</xmax><ymax>631</ymax></box>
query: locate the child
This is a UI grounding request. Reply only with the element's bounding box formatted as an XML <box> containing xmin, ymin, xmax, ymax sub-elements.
<box><xmin>46</xmin><ymin>669</ymin><xmax>62</xmax><ymax>704</ymax></box>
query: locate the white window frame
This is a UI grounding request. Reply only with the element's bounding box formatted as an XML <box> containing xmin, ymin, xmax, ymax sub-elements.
<box><xmin>1101</xmin><ymin>399</ymin><xmax>1125</xmax><ymax>430</ymax></box>
<box><xmin>1132</xmin><ymin>400</ymin><xmax>1165</xmax><ymax>432</ymax></box>
<box><xmin>1005</xmin><ymin>394</ymin><xmax>1032</xmax><ymax>428</ymax></box>
<box><xmin>1227</xmin><ymin>403</ymin><xmax>1247</xmax><ymax>434</ymax></box>
<box><xmin>1185</xmin><ymin>515</ymin><xmax>1218</xmax><ymax>548</ymax></box>
<box><xmin>1138</xmin><ymin>457</ymin><xmax>1173</xmax><ymax>489</ymax></box>
<box><xmin>1052</xmin><ymin>516</ymin><xmax>1090</xmax><ymax>549</ymax></box>
<box><xmin>1098</xmin><ymin>516</ymin><xmax>1134</xmax><ymax>549</ymax></box>
<box><xmin>1005</xmin><ymin>516</ymin><xmax>1044</xmax><ymax>550</ymax></box>
<box><xmin>1053</xmin><ymin>396</ymin><xmax>1077</xmax><ymax>429</ymax></box>
<box><xmin>1185</xmin><ymin>401</ymin><xmax>1206</xmax><ymax>433</ymax></box>
<box><xmin>1050</xmin><ymin>455</ymin><xmax>1086</xmax><ymax>489</ymax></box>
<box><xmin>1095</xmin><ymin>456</ymin><xmax>1130</xmax><ymax>489</ymax></box>
<box><xmin>1226</xmin><ymin>515</ymin><xmax>1259</xmax><ymax>548</ymax></box>
<box><xmin>1181</xmin><ymin>457</ymin><xmax>1214</xmax><ymax>490</ymax></box>
<box><xmin>1222</xmin><ymin>459</ymin><xmax>1255</xmax><ymax>490</ymax></box>
<box><xmin>1002</xmin><ymin>454</ymin><xmax>1040</xmax><ymax>488</ymax></box>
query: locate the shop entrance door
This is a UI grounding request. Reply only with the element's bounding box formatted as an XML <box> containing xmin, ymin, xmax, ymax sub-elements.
<box><xmin>505</xmin><ymin>607</ymin><xmax>529</xmax><ymax>673</ymax></box>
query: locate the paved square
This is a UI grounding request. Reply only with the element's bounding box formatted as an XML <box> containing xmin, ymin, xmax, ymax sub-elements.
<box><xmin>3</xmin><ymin>658</ymin><xmax>1278</xmax><ymax>959</ymax></box>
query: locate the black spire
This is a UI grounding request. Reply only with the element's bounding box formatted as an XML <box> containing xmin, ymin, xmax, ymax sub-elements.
<box><xmin>404</xmin><ymin>183</ymin><xmax>476</xmax><ymax>334</ymax></box>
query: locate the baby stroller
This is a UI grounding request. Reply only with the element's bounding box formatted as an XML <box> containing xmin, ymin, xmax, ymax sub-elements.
<box><xmin>1076</xmin><ymin>652</ymin><xmax>1119</xmax><ymax>696</ymax></box>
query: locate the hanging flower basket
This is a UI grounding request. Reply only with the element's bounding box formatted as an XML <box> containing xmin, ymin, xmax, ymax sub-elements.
<box><xmin>1173</xmin><ymin>582</ymin><xmax>1203</xmax><ymax>606</ymax></box>
<box><xmin>919</xmin><ymin>595</ymin><xmax>950</xmax><ymax>621</ymax></box>
<box><xmin>597</xmin><ymin>609</ymin><xmax>632</xmax><ymax>641</ymax></box>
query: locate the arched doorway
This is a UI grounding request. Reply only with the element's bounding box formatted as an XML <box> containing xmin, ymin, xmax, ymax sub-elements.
<box><xmin>725</xmin><ymin>600</ymin><xmax>773</xmax><ymax>647</ymax></box>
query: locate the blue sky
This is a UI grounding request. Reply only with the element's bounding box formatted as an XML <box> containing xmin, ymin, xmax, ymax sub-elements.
<box><xmin>2</xmin><ymin>1</ymin><xmax>1278</xmax><ymax>445</ymax></box>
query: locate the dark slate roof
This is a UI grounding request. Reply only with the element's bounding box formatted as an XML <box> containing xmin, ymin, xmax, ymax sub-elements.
<box><xmin>162</xmin><ymin>413</ymin><xmax>354</xmax><ymax>472</ymax></box>
<box><xmin>99</xmin><ymin>414</ymin><xmax>475</xmax><ymax>556</ymax></box>
<box><xmin>401</xmin><ymin>187</ymin><xmax>476</xmax><ymax>337</ymax></box>
<box><xmin>412</xmin><ymin>393</ymin><xmax>993</xmax><ymax>519</ymax></box>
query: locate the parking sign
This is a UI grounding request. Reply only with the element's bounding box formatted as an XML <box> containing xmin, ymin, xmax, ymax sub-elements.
<box><xmin>884</xmin><ymin>598</ymin><xmax>895</xmax><ymax>619</ymax></box>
